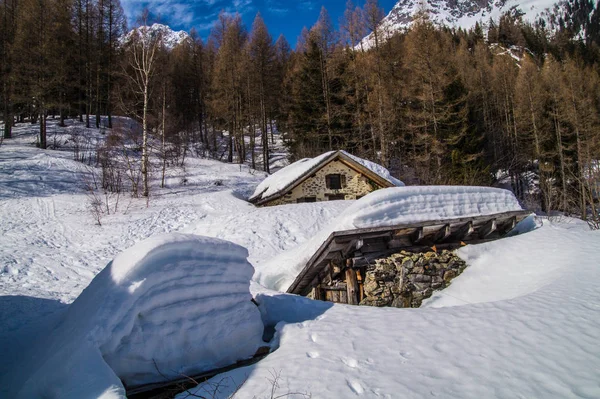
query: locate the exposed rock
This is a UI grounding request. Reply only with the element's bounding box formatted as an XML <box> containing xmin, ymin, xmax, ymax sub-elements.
<box><xmin>359</xmin><ymin>249</ymin><xmax>467</xmax><ymax>308</ymax></box>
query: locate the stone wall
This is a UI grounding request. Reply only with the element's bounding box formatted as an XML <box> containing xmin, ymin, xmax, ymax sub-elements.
<box><xmin>360</xmin><ymin>250</ymin><xmax>467</xmax><ymax>308</ymax></box>
<box><xmin>263</xmin><ymin>159</ymin><xmax>383</xmax><ymax>206</ymax></box>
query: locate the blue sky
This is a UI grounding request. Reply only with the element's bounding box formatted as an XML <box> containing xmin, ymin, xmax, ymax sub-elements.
<box><xmin>121</xmin><ymin>0</ymin><xmax>398</xmax><ymax>47</ymax></box>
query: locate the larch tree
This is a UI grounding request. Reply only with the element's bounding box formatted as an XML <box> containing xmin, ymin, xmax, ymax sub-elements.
<box><xmin>1</xmin><ymin>0</ymin><xmax>18</xmax><ymax>139</ymax></box>
<box><xmin>363</xmin><ymin>0</ymin><xmax>388</xmax><ymax>166</ymax></box>
<box><xmin>248</xmin><ymin>13</ymin><xmax>275</xmax><ymax>173</ymax></box>
<box><xmin>211</xmin><ymin>12</ymin><xmax>247</xmax><ymax>163</ymax></box>
<box><xmin>13</xmin><ymin>0</ymin><xmax>53</xmax><ymax>148</ymax></box>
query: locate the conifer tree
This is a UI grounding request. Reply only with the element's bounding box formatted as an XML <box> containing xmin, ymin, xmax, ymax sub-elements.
<box><xmin>248</xmin><ymin>13</ymin><xmax>275</xmax><ymax>172</ymax></box>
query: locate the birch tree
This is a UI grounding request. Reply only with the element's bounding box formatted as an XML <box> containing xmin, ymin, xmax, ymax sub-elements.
<box><xmin>121</xmin><ymin>11</ymin><xmax>162</xmax><ymax>197</ymax></box>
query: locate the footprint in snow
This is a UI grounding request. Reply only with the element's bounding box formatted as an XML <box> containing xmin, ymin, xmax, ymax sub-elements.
<box><xmin>306</xmin><ymin>351</ymin><xmax>320</xmax><ymax>359</ymax></box>
<box><xmin>341</xmin><ymin>357</ymin><xmax>359</xmax><ymax>368</ymax></box>
<box><xmin>346</xmin><ymin>378</ymin><xmax>364</xmax><ymax>395</ymax></box>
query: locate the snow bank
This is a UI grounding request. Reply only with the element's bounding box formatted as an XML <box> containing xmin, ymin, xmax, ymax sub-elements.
<box><xmin>250</xmin><ymin>151</ymin><xmax>404</xmax><ymax>201</ymax></box>
<box><xmin>255</xmin><ymin>186</ymin><xmax>525</xmax><ymax>291</ymax></box>
<box><xmin>188</xmin><ymin>222</ymin><xmax>600</xmax><ymax>399</ymax></box>
<box><xmin>3</xmin><ymin>234</ymin><xmax>264</xmax><ymax>398</ymax></box>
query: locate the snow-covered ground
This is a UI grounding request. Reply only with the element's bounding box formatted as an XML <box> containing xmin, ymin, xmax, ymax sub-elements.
<box><xmin>1</xmin><ymin>118</ymin><xmax>599</xmax><ymax>398</ymax></box>
<box><xmin>193</xmin><ymin>220</ymin><xmax>600</xmax><ymax>398</ymax></box>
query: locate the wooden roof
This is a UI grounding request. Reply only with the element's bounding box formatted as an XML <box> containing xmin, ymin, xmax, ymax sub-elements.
<box><xmin>287</xmin><ymin>210</ymin><xmax>532</xmax><ymax>296</ymax></box>
<box><xmin>250</xmin><ymin>151</ymin><xmax>397</xmax><ymax>205</ymax></box>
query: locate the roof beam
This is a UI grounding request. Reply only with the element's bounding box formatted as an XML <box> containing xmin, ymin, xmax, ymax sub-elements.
<box><xmin>479</xmin><ymin>219</ymin><xmax>497</xmax><ymax>238</ymax></box>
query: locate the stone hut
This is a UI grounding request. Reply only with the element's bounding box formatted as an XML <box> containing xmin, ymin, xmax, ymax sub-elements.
<box><xmin>249</xmin><ymin>151</ymin><xmax>404</xmax><ymax>207</ymax></box>
<box><xmin>286</xmin><ymin>210</ymin><xmax>531</xmax><ymax>307</ymax></box>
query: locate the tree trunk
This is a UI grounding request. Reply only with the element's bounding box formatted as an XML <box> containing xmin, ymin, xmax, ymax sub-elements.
<box><xmin>39</xmin><ymin>108</ymin><xmax>46</xmax><ymax>149</ymax></box>
<box><xmin>3</xmin><ymin>81</ymin><xmax>11</xmax><ymax>139</ymax></box>
<box><xmin>142</xmin><ymin>82</ymin><xmax>149</xmax><ymax>197</ymax></box>
<box><xmin>161</xmin><ymin>85</ymin><xmax>167</xmax><ymax>188</ymax></box>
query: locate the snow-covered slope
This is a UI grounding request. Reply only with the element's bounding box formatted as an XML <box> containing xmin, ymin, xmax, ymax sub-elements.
<box><xmin>1</xmin><ymin>118</ymin><xmax>599</xmax><ymax>399</ymax></box>
<box><xmin>121</xmin><ymin>23</ymin><xmax>190</xmax><ymax>49</ymax></box>
<box><xmin>360</xmin><ymin>0</ymin><xmax>558</xmax><ymax>49</ymax></box>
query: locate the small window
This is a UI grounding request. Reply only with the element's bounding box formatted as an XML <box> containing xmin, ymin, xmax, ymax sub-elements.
<box><xmin>327</xmin><ymin>194</ymin><xmax>346</xmax><ymax>201</ymax></box>
<box><xmin>326</xmin><ymin>174</ymin><xmax>346</xmax><ymax>190</ymax></box>
<box><xmin>297</xmin><ymin>196</ymin><xmax>317</xmax><ymax>203</ymax></box>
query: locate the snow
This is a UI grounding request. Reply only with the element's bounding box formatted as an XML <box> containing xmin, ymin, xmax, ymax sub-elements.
<box><xmin>255</xmin><ymin>185</ymin><xmax>525</xmax><ymax>291</ymax></box>
<box><xmin>250</xmin><ymin>152</ymin><xmax>334</xmax><ymax>200</ymax></box>
<box><xmin>182</xmin><ymin>221</ymin><xmax>600</xmax><ymax>399</ymax></box>
<box><xmin>121</xmin><ymin>23</ymin><xmax>190</xmax><ymax>50</ymax></box>
<box><xmin>360</xmin><ymin>0</ymin><xmax>559</xmax><ymax>50</ymax></box>
<box><xmin>2</xmin><ymin>118</ymin><xmax>600</xmax><ymax>399</ymax></box>
<box><xmin>249</xmin><ymin>150</ymin><xmax>404</xmax><ymax>201</ymax></box>
<box><xmin>2</xmin><ymin>233</ymin><xmax>264</xmax><ymax>397</ymax></box>
<box><xmin>344</xmin><ymin>151</ymin><xmax>405</xmax><ymax>188</ymax></box>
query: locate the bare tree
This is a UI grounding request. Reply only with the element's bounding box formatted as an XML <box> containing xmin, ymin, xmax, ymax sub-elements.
<box><xmin>121</xmin><ymin>10</ymin><xmax>162</xmax><ymax>197</ymax></box>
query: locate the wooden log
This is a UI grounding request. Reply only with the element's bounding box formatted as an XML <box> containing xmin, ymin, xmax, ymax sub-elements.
<box><xmin>346</xmin><ymin>268</ymin><xmax>359</xmax><ymax>305</ymax></box>
<box><xmin>312</xmin><ymin>285</ymin><xmax>323</xmax><ymax>301</ymax></box>
<box><xmin>350</xmin><ymin>257</ymin><xmax>369</xmax><ymax>268</ymax></box>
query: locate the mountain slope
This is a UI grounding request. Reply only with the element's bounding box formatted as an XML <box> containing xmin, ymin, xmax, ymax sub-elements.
<box><xmin>361</xmin><ymin>0</ymin><xmax>558</xmax><ymax>48</ymax></box>
<box><xmin>121</xmin><ymin>23</ymin><xmax>190</xmax><ymax>49</ymax></box>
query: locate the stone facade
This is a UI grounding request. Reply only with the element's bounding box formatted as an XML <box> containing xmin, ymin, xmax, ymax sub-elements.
<box><xmin>263</xmin><ymin>160</ymin><xmax>383</xmax><ymax>206</ymax></box>
<box><xmin>360</xmin><ymin>250</ymin><xmax>467</xmax><ymax>308</ymax></box>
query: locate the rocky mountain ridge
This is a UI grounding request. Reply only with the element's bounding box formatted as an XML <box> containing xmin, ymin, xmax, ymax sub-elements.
<box><xmin>360</xmin><ymin>0</ymin><xmax>558</xmax><ymax>48</ymax></box>
<box><xmin>121</xmin><ymin>23</ymin><xmax>190</xmax><ymax>49</ymax></box>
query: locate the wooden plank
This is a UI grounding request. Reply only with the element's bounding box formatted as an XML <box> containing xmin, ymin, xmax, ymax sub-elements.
<box><xmin>434</xmin><ymin>224</ymin><xmax>451</xmax><ymax>241</ymax></box>
<box><xmin>346</xmin><ymin>268</ymin><xmax>359</xmax><ymax>305</ymax></box>
<box><xmin>361</xmin><ymin>241</ymin><xmax>389</xmax><ymax>253</ymax></box>
<box><xmin>387</xmin><ymin>236</ymin><xmax>413</xmax><ymax>249</ymax></box>
<box><xmin>452</xmin><ymin>221</ymin><xmax>474</xmax><ymax>241</ymax></box>
<box><xmin>411</xmin><ymin>227</ymin><xmax>424</xmax><ymax>244</ymax></box>
<box><xmin>332</xmin><ymin>290</ymin><xmax>339</xmax><ymax>303</ymax></box>
<box><xmin>479</xmin><ymin>219</ymin><xmax>497</xmax><ymax>238</ymax></box>
<box><xmin>331</xmin><ymin>211</ymin><xmax>530</xmax><ymax>240</ymax></box>
<box><xmin>340</xmin><ymin>290</ymin><xmax>348</xmax><ymax>304</ymax></box>
<box><xmin>325</xmin><ymin>290</ymin><xmax>333</xmax><ymax>302</ymax></box>
<box><xmin>394</xmin><ymin>227</ymin><xmax>417</xmax><ymax>236</ymax></box>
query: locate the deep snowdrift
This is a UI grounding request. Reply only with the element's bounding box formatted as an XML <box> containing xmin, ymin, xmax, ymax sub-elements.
<box><xmin>184</xmin><ymin>222</ymin><xmax>600</xmax><ymax>399</ymax></box>
<box><xmin>2</xmin><ymin>234</ymin><xmax>264</xmax><ymax>398</ymax></box>
<box><xmin>255</xmin><ymin>186</ymin><xmax>525</xmax><ymax>291</ymax></box>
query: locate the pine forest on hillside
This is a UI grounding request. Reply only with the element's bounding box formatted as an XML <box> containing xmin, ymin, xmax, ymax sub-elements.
<box><xmin>1</xmin><ymin>0</ymin><xmax>599</xmax><ymax>224</ymax></box>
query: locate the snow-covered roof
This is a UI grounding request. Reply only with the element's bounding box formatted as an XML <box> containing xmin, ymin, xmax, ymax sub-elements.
<box><xmin>255</xmin><ymin>186</ymin><xmax>525</xmax><ymax>292</ymax></box>
<box><xmin>249</xmin><ymin>151</ymin><xmax>404</xmax><ymax>204</ymax></box>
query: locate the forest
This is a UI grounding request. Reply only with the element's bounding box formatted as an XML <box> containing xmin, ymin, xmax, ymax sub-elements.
<box><xmin>0</xmin><ymin>0</ymin><xmax>599</xmax><ymax>222</ymax></box>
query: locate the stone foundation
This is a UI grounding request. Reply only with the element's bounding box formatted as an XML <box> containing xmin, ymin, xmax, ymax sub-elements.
<box><xmin>360</xmin><ymin>250</ymin><xmax>467</xmax><ymax>308</ymax></box>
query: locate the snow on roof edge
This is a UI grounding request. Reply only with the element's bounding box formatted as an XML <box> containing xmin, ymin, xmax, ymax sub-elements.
<box><xmin>249</xmin><ymin>151</ymin><xmax>404</xmax><ymax>203</ymax></box>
